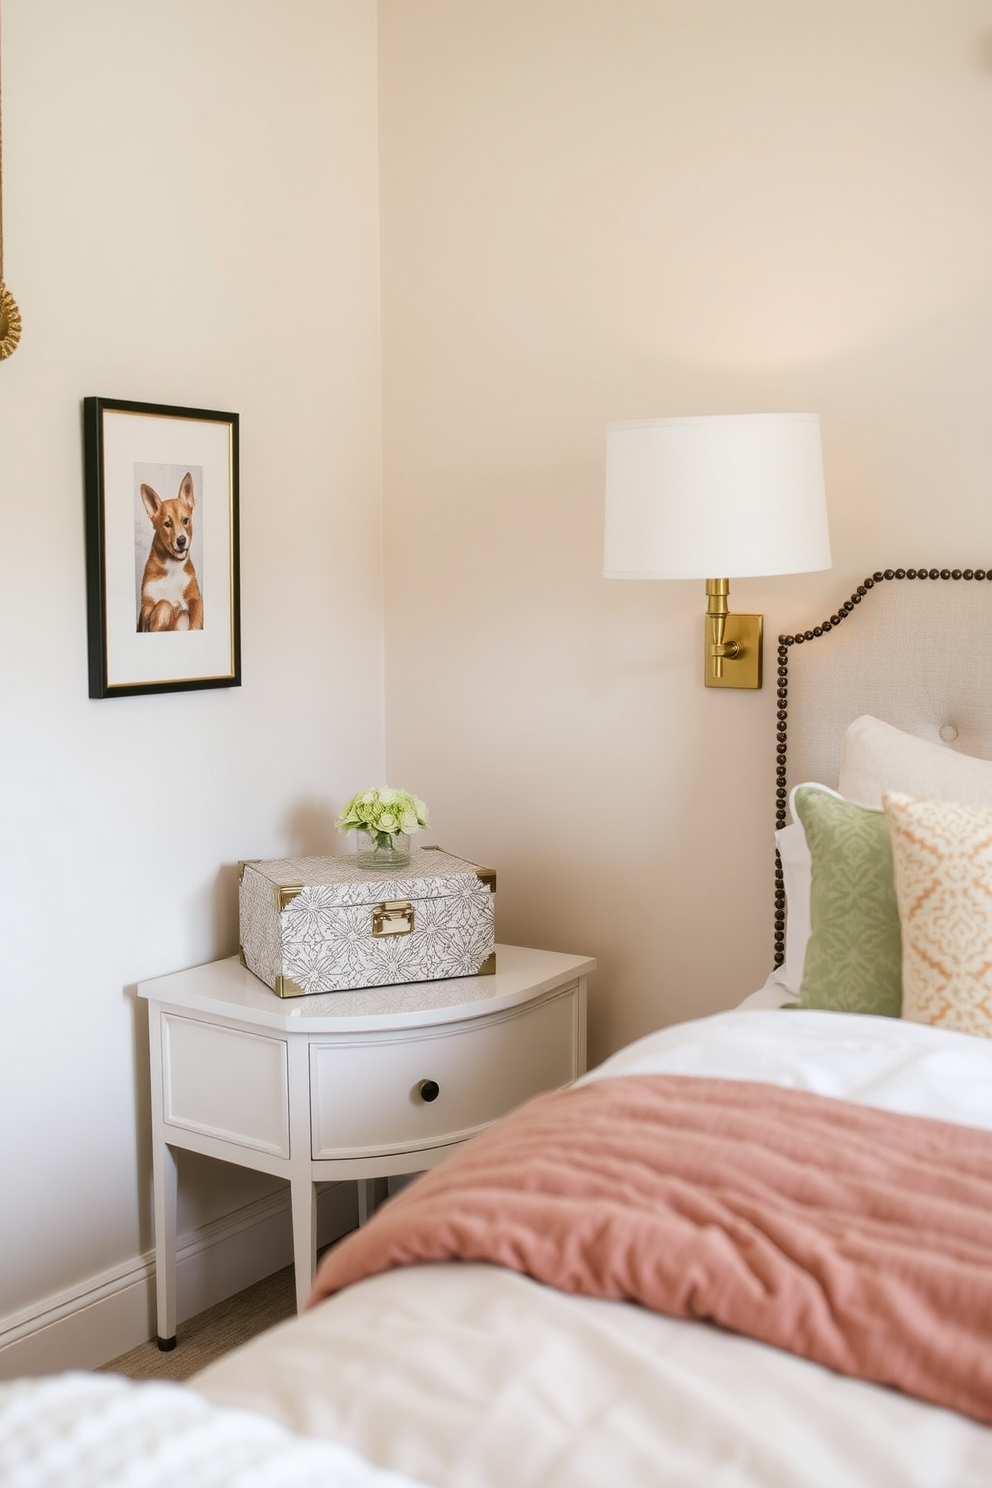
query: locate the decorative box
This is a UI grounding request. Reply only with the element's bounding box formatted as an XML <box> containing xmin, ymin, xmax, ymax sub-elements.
<box><xmin>238</xmin><ymin>847</ymin><xmax>496</xmax><ymax>997</ymax></box>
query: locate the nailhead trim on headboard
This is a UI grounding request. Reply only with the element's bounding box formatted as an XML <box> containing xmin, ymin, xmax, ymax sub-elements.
<box><xmin>773</xmin><ymin>567</ymin><xmax>986</xmax><ymax>966</ymax></box>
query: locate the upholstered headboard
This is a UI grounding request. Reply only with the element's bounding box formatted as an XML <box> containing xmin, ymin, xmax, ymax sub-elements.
<box><xmin>773</xmin><ymin>567</ymin><xmax>992</xmax><ymax>965</ymax></box>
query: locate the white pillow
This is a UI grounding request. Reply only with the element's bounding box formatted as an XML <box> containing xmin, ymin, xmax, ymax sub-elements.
<box><xmin>775</xmin><ymin>784</ymin><xmax>844</xmax><ymax>995</ymax></box>
<box><xmin>775</xmin><ymin>820</ymin><xmax>810</xmax><ymax>994</ymax></box>
<box><xmin>839</xmin><ymin>715</ymin><xmax>992</xmax><ymax>810</ymax></box>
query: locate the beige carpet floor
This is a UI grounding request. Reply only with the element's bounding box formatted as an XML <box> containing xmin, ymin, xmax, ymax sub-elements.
<box><xmin>100</xmin><ymin>1263</ymin><xmax>298</xmax><ymax>1383</ymax></box>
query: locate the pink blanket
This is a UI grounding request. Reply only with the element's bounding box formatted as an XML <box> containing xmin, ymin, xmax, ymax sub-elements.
<box><xmin>309</xmin><ymin>1075</ymin><xmax>992</xmax><ymax>1423</ymax></box>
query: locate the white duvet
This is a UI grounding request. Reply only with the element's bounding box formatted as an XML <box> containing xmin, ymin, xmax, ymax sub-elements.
<box><xmin>192</xmin><ymin>1005</ymin><xmax>992</xmax><ymax>1488</ymax></box>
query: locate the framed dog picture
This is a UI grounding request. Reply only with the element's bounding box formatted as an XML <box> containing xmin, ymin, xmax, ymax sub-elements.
<box><xmin>83</xmin><ymin>397</ymin><xmax>241</xmax><ymax>698</ymax></box>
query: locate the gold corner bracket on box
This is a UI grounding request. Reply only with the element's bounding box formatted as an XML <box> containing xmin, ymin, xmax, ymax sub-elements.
<box><xmin>705</xmin><ymin>612</ymin><xmax>763</xmax><ymax>689</ymax></box>
<box><xmin>274</xmin><ymin>973</ymin><xmax>307</xmax><ymax>999</ymax></box>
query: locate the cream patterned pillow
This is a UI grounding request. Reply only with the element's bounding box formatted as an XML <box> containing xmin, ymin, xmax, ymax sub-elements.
<box><xmin>883</xmin><ymin>791</ymin><xmax>992</xmax><ymax>1038</ymax></box>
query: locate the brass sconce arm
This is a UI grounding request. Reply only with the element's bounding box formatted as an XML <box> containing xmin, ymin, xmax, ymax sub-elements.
<box><xmin>705</xmin><ymin>578</ymin><xmax>762</xmax><ymax>689</ymax></box>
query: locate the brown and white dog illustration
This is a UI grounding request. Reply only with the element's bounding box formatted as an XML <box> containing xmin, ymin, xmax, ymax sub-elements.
<box><xmin>138</xmin><ymin>472</ymin><xmax>204</xmax><ymax>632</ymax></box>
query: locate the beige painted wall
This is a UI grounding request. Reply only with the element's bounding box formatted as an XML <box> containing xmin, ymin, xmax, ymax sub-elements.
<box><xmin>0</xmin><ymin>0</ymin><xmax>383</xmax><ymax>1331</ymax></box>
<box><xmin>378</xmin><ymin>0</ymin><xmax>992</xmax><ymax>1060</ymax></box>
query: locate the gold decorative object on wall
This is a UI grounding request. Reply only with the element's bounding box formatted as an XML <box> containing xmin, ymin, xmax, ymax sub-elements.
<box><xmin>0</xmin><ymin>283</ymin><xmax>21</xmax><ymax>359</ymax></box>
<box><xmin>0</xmin><ymin>1</ymin><xmax>21</xmax><ymax>360</ymax></box>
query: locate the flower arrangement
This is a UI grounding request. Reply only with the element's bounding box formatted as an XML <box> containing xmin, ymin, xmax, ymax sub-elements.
<box><xmin>337</xmin><ymin>787</ymin><xmax>429</xmax><ymax>854</ymax></box>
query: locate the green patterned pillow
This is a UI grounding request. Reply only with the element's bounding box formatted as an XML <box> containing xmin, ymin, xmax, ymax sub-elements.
<box><xmin>792</xmin><ymin>785</ymin><xmax>902</xmax><ymax>1017</ymax></box>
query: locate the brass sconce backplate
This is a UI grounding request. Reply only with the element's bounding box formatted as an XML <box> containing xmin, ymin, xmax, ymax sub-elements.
<box><xmin>705</xmin><ymin>611</ymin><xmax>763</xmax><ymax>689</ymax></box>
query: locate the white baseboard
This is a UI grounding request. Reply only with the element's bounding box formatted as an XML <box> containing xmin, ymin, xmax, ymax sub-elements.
<box><xmin>0</xmin><ymin>1182</ymin><xmax>358</xmax><ymax>1380</ymax></box>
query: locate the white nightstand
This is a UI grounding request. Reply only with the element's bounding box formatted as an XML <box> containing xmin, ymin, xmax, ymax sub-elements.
<box><xmin>137</xmin><ymin>943</ymin><xmax>594</xmax><ymax>1347</ymax></box>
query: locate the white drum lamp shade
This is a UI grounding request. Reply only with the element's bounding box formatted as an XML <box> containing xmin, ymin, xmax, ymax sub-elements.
<box><xmin>604</xmin><ymin>412</ymin><xmax>832</xmax><ymax>581</ymax></box>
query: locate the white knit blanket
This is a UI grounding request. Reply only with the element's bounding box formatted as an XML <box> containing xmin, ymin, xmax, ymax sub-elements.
<box><xmin>0</xmin><ymin>1373</ymin><xmax>429</xmax><ymax>1488</ymax></box>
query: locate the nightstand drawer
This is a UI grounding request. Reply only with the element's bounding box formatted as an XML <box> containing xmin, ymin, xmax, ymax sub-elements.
<box><xmin>310</xmin><ymin>984</ymin><xmax>580</xmax><ymax>1159</ymax></box>
<box><xmin>161</xmin><ymin>1013</ymin><xmax>290</xmax><ymax>1157</ymax></box>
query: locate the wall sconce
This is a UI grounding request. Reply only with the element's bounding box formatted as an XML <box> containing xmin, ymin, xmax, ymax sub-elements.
<box><xmin>603</xmin><ymin>413</ymin><xmax>831</xmax><ymax>688</ymax></box>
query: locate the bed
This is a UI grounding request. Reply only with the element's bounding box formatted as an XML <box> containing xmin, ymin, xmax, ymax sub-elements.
<box><xmin>6</xmin><ymin>568</ymin><xmax>992</xmax><ymax>1487</ymax></box>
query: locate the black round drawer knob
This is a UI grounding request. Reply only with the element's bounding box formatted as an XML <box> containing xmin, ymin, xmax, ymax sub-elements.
<box><xmin>418</xmin><ymin>1079</ymin><xmax>440</xmax><ymax>1103</ymax></box>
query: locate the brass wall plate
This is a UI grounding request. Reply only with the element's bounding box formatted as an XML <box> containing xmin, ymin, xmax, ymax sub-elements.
<box><xmin>705</xmin><ymin>613</ymin><xmax>763</xmax><ymax>689</ymax></box>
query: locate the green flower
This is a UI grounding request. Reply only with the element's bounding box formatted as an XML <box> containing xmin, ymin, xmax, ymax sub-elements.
<box><xmin>337</xmin><ymin>787</ymin><xmax>429</xmax><ymax>841</ymax></box>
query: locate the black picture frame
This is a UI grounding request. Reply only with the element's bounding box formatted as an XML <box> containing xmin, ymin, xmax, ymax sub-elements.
<box><xmin>83</xmin><ymin>396</ymin><xmax>241</xmax><ymax>698</ymax></box>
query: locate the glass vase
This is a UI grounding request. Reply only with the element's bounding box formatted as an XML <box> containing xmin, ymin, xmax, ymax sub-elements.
<box><xmin>355</xmin><ymin>830</ymin><xmax>411</xmax><ymax>869</ymax></box>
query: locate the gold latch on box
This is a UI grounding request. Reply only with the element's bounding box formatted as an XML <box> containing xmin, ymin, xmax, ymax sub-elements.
<box><xmin>372</xmin><ymin>900</ymin><xmax>415</xmax><ymax>937</ymax></box>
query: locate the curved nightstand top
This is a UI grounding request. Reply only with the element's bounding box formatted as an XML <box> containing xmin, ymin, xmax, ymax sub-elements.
<box><xmin>136</xmin><ymin>944</ymin><xmax>596</xmax><ymax>1033</ymax></box>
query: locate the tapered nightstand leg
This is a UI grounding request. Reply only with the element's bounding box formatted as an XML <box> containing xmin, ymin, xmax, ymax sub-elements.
<box><xmin>153</xmin><ymin>1141</ymin><xmax>178</xmax><ymax>1348</ymax></box>
<box><xmin>357</xmin><ymin>1176</ymin><xmax>388</xmax><ymax>1226</ymax></box>
<box><xmin>291</xmin><ymin>1176</ymin><xmax>317</xmax><ymax>1314</ymax></box>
